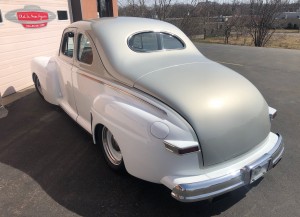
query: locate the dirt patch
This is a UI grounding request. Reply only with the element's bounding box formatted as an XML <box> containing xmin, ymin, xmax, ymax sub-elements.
<box><xmin>193</xmin><ymin>31</ymin><xmax>300</xmax><ymax>50</ymax></box>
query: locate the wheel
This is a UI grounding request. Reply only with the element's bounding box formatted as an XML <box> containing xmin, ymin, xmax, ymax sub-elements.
<box><xmin>33</xmin><ymin>74</ymin><xmax>44</xmax><ymax>99</ymax></box>
<box><xmin>98</xmin><ymin>126</ymin><xmax>125</xmax><ymax>172</ymax></box>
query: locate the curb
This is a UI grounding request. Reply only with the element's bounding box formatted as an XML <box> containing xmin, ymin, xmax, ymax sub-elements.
<box><xmin>1</xmin><ymin>85</ymin><xmax>35</xmax><ymax>106</ymax></box>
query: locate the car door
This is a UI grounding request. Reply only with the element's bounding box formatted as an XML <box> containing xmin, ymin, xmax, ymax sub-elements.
<box><xmin>72</xmin><ymin>31</ymin><xmax>106</xmax><ymax>133</ymax></box>
<box><xmin>56</xmin><ymin>28</ymin><xmax>78</xmax><ymax>120</ymax></box>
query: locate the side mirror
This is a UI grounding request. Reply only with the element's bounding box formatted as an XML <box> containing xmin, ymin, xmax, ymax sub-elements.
<box><xmin>68</xmin><ymin>32</ymin><xmax>74</xmax><ymax>38</ymax></box>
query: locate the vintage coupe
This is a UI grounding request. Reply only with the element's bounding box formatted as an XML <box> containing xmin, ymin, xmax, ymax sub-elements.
<box><xmin>31</xmin><ymin>17</ymin><xmax>284</xmax><ymax>202</ymax></box>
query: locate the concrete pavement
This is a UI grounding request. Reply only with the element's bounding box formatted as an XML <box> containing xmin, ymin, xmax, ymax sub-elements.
<box><xmin>0</xmin><ymin>44</ymin><xmax>299</xmax><ymax>216</ymax></box>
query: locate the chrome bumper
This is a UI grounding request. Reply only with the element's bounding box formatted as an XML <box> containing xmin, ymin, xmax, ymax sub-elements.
<box><xmin>171</xmin><ymin>134</ymin><xmax>284</xmax><ymax>202</ymax></box>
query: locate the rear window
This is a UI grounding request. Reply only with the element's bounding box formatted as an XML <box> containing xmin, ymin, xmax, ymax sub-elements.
<box><xmin>128</xmin><ymin>32</ymin><xmax>184</xmax><ymax>52</ymax></box>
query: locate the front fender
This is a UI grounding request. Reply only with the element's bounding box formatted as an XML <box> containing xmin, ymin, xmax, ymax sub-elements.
<box><xmin>31</xmin><ymin>56</ymin><xmax>61</xmax><ymax>105</ymax></box>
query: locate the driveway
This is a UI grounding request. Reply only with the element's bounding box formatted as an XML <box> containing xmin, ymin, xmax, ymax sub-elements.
<box><xmin>0</xmin><ymin>44</ymin><xmax>299</xmax><ymax>217</ymax></box>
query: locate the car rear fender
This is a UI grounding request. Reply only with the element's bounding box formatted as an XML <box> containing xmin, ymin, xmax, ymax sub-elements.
<box><xmin>90</xmin><ymin>85</ymin><xmax>202</xmax><ymax>183</ymax></box>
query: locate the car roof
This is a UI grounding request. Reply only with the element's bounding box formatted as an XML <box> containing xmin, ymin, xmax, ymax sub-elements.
<box><xmin>69</xmin><ymin>17</ymin><xmax>205</xmax><ymax>86</ymax></box>
<box><xmin>69</xmin><ymin>16</ymin><xmax>184</xmax><ymax>33</ymax></box>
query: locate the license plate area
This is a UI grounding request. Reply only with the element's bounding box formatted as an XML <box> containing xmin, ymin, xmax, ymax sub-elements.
<box><xmin>249</xmin><ymin>160</ymin><xmax>270</xmax><ymax>184</ymax></box>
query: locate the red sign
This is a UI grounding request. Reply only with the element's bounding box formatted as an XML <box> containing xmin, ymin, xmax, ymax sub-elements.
<box><xmin>5</xmin><ymin>5</ymin><xmax>56</xmax><ymax>29</ymax></box>
<box><xmin>17</xmin><ymin>11</ymin><xmax>49</xmax><ymax>28</ymax></box>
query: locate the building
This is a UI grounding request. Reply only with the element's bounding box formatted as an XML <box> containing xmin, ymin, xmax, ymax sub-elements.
<box><xmin>0</xmin><ymin>0</ymin><xmax>118</xmax><ymax>97</ymax></box>
<box><xmin>277</xmin><ymin>10</ymin><xmax>300</xmax><ymax>20</ymax></box>
<box><xmin>275</xmin><ymin>8</ymin><xmax>300</xmax><ymax>29</ymax></box>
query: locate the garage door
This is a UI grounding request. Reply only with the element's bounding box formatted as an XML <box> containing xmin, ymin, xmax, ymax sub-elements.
<box><xmin>0</xmin><ymin>1</ymin><xmax>70</xmax><ymax>97</ymax></box>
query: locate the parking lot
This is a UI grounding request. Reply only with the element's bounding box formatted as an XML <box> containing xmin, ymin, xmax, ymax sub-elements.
<box><xmin>0</xmin><ymin>43</ymin><xmax>299</xmax><ymax>217</ymax></box>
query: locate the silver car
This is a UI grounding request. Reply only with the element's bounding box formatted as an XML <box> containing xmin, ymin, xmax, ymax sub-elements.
<box><xmin>31</xmin><ymin>17</ymin><xmax>284</xmax><ymax>202</ymax></box>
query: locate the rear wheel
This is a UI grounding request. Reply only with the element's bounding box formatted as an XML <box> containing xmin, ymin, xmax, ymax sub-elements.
<box><xmin>33</xmin><ymin>74</ymin><xmax>44</xmax><ymax>99</ymax></box>
<box><xmin>98</xmin><ymin>126</ymin><xmax>125</xmax><ymax>172</ymax></box>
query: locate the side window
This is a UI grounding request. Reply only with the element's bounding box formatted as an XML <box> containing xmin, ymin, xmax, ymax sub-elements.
<box><xmin>77</xmin><ymin>34</ymin><xmax>93</xmax><ymax>65</ymax></box>
<box><xmin>61</xmin><ymin>32</ymin><xmax>74</xmax><ymax>58</ymax></box>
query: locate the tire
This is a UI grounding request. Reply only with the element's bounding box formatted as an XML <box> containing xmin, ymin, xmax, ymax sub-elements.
<box><xmin>33</xmin><ymin>74</ymin><xmax>44</xmax><ymax>99</ymax></box>
<box><xmin>98</xmin><ymin>126</ymin><xmax>125</xmax><ymax>172</ymax></box>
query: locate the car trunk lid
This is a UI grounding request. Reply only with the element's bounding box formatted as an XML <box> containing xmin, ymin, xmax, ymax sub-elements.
<box><xmin>134</xmin><ymin>61</ymin><xmax>270</xmax><ymax>166</ymax></box>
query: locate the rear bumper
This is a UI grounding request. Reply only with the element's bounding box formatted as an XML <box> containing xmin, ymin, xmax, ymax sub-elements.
<box><xmin>170</xmin><ymin>134</ymin><xmax>284</xmax><ymax>202</ymax></box>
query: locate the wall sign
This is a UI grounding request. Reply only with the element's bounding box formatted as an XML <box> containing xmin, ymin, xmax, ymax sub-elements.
<box><xmin>5</xmin><ymin>5</ymin><xmax>56</xmax><ymax>28</ymax></box>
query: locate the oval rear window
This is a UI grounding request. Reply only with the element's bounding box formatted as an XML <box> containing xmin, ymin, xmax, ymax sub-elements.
<box><xmin>128</xmin><ymin>32</ymin><xmax>184</xmax><ymax>52</ymax></box>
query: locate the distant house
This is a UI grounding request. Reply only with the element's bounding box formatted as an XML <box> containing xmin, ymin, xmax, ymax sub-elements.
<box><xmin>276</xmin><ymin>11</ymin><xmax>300</xmax><ymax>19</ymax></box>
<box><xmin>275</xmin><ymin>8</ymin><xmax>300</xmax><ymax>29</ymax></box>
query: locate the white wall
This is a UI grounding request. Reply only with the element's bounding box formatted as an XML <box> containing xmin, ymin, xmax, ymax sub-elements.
<box><xmin>0</xmin><ymin>0</ymin><xmax>70</xmax><ymax>97</ymax></box>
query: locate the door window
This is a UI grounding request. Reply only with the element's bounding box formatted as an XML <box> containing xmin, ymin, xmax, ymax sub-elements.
<box><xmin>61</xmin><ymin>32</ymin><xmax>74</xmax><ymax>58</ymax></box>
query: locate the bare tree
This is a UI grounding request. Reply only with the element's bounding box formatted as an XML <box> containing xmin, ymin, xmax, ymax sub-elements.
<box><xmin>173</xmin><ymin>1</ymin><xmax>216</xmax><ymax>38</ymax></box>
<box><xmin>123</xmin><ymin>0</ymin><xmax>137</xmax><ymax>16</ymax></box>
<box><xmin>154</xmin><ymin>0</ymin><xmax>173</xmax><ymax>20</ymax></box>
<box><xmin>178</xmin><ymin>0</ymin><xmax>200</xmax><ymax>36</ymax></box>
<box><xmin>223</xmin><ymin>17</ymin><xmax>236</xmax><ymax>43</ymax></box>
<box><xmin>248</xmin><ymin>0</ymin><xmax>289</xmax><ymax>47</ymax></box>
<box><xmin>224</xmin><ymin>0</ymin><xmax>246</xmax><ymax>43</ymax></box>
<box><xmin>199</xmin><ymin>1</ymin><xmax>211</xmax><ymax>39</ymax></box>
<box><xmin>209</xmin><ymin>0</ymin><xmax>244</xmax><ymax>44</ymax></box>
<box><xmin>137</xmin><ymin>0</ymin><xmax>147</xmax><ymax>17</ymax></box>
<box><xmin>119</xmin><ymin>0</ymin><xmax>150</xmax><ymax>17</ymax></box>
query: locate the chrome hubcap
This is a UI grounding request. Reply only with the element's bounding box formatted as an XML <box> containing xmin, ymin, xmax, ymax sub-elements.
<box><xmin>102</xmin><ymin>127</ymin><xmax>122</xmax><ymax>165</ymax></box>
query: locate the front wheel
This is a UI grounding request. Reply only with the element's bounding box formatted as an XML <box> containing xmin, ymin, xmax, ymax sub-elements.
<box><xmin>99</xmin><ymin>126</ymin><xmax>125</xmax><ymax>172</ymax></box>
<box><xmin>33</xmin><ymin>74</ymin><xmax>44</xmax><ymax>99</ymax></box>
